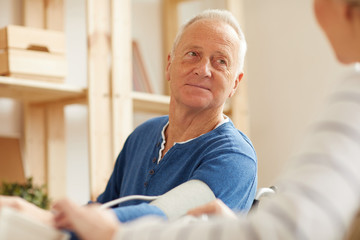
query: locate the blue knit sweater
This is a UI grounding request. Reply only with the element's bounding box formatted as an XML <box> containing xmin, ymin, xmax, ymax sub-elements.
<box><xmin>97</xmin><ymin>116</ymin><xmax>257</xmax><ymax>222</ymax></box>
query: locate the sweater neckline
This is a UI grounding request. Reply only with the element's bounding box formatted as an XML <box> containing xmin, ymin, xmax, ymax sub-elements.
<box><xmin>157</xmin><ymin>116</ymin><xmax>229</xmax><ymax>164</ymax></box>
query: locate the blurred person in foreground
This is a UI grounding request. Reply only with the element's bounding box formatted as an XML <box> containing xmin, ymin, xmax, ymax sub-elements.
<box><xmin>53</xmin><ymin>1</ymin><xmax>360</xmax><ymax>239</ymax></box>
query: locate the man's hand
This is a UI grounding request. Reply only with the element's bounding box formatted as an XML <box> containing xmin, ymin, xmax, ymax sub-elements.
<box><xmin>0</xmin><ymin>195</ymin><xmax>54</xmax><ymax>225</ymax></box>
<box><xmin>187</xmin><ymin>199</ymin><xmax>238</xmax><ymax>219</ymax></box>
<box><xmin>53</xmin><ymin>199</ymin><xmax>119</xmax><ymax>240</ymax></box>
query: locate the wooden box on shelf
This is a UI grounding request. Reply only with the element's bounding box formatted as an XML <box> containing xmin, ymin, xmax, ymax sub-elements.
<box><xmin>0</xmin><ymin>25</ymin><xmax>67</xmax><ymax>83</ymax></box>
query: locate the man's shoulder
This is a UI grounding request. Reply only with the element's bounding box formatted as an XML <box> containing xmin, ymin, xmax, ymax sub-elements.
<box><xmin>138</xmin><ymin>115</ymin><xmax>168</xmax><ymax>128</ymax></box>
<box><xmin>210</xmin><ymin>121</ymin><xmax>256</xmax><ymax>158</ymax></box>
<box><xmin>216</xmin><ymin>120</ymin><xmax>250</xmax><ymax>142</ymax></box>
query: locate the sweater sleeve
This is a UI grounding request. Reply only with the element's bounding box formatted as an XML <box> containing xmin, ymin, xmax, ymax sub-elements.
<box><xmin>113</xmin><ymin>72</ymin><xmax>360</xmax><ymax>240</ymax></box>
<box><xmin>191</xmin><ymin>150</ymin><xmax>257</xmax><ymax>212</ymax></box>
<box><xmin>111</xmin><ymin>203</ymin><xmax>166</xmax><ymax>222</ymax></box>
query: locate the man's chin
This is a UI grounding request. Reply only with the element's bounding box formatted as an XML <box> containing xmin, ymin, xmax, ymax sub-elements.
<box><xmin>182</xmin><ymin>98</ymin><xmax>212</xmax><ymax>110</ymax></box>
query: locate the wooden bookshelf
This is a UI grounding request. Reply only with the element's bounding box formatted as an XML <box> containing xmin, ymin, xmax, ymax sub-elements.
<box><xmin>132</xmin><ymin>91</ymin><xmax>169</xmax><ymax>114</ymax></box>
<box><xmin>0</xmin><ymin>76</ymin><xmax>87</xmax><ymax>199</ymax></box>
<box><xmin>0</xmin><ymin>76</ymin><xmax>86</xmax><ymax>104</ymax></box>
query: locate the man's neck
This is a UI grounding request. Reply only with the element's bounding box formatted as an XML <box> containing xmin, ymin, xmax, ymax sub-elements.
<box><xmin>166</xmin><ymin>101</ymin><xmax>225</xmax><ymax>144</ymax></box>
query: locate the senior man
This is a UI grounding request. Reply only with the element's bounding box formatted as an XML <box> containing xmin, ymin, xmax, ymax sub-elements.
<box><xmin>0</xmin><ymin>9</ymin><xmax>257</xmax><ymax>226</ymax></box>
<box><xmin>94</xmin><ymin>8</ymin><xmax>257</xmax><ymax>222</ymax></box>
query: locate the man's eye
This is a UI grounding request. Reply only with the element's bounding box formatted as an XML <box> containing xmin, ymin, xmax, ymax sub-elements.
<box><xmin>187</xmin><ymin>51</ymin><xmax>197</xmax><ymax>57</ymax></box>
<box><xmin>217</xmin><ymin>59</ymin><xmax>227</xmax><ymax>65</ymax></box>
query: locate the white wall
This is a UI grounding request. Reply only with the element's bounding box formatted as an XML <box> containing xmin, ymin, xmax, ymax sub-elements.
<box><xmin>243</xmin><ymin>0</ymin><xmax>353</xmax><ymax>186</ymax></box>
<box><xmin>64</xmin><ymin>0</ymin><xmax>89</xmax><ymax>204</ymax></box>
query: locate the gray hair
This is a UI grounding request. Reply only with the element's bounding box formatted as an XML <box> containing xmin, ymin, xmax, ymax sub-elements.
<box><xmin>170</xmin><ymin>9</ymin><xmax>247</xmax><ymax>75</ymax></box>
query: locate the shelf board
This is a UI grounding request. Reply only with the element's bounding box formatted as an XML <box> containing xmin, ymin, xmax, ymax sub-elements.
<box><xmin>0</xmin><ymin>76</ymin><xmax>87</xmax><ymax>104</ymax></box>
<box><xmin>132</xmin><ymin>91</ymin><xmax>170</xmax><ymax>114</ymax></box>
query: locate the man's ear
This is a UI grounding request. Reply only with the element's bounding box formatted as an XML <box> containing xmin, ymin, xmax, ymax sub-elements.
<box><xmin>165</xmin><ymin>54</ymin><xmax>172</xmax><ymax>81</ymax></box>
<box><xmin>228</xmin><ymin>72</ymin><xmax>244</xmax><ymax>98</ymax></box>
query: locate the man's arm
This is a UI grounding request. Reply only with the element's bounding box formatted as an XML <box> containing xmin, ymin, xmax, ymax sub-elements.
<box><xmin>149</xmin><ymin>180</ymin><xmax>215</xmax><ymax>220</ymax></box>
<box><xmin>109</xmin><ymin>180</ymin><xmax>215</xmax><ymax>222</ymax></box>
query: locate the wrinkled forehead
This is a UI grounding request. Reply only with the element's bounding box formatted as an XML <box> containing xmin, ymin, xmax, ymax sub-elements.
<box><xmin>177</xmin><ymin>19</ymin><xmax>240</xmax><ymax>50</ymax></box>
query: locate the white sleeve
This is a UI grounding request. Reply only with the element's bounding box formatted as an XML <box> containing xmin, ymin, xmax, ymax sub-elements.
<box><xmin>114</xmin><ymin>72</ymin><xmax>360</xmax><ymax>240</ymax></box>
<box><xmin>149</xmin><ymin>179</ymin><xmax>216</xmax><ymax>220</ymax></box>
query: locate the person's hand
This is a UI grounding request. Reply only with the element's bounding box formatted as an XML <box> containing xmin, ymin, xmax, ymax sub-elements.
<box><xmin>53</xmin><ymin>199</ymin><xmax>119</xmax><ymax>240</ymax></box>
<box><xmin>187</xmin><ymin>199</ymin><xmax>238</xmax><ymax>219</ymax></box>
<box><xmin>0</xmin><ymin>195</ymin><xmax>54</xmax><ymax>225</ymax></box>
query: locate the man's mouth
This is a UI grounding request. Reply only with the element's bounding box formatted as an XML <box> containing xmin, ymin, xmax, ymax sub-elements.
<box><xmin>186</xmin><ymin>84</ymin><xmax>210</xmax><ymax>91</ymax></box>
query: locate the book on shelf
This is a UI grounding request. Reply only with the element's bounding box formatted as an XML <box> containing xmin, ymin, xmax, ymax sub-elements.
<box><xmin>0</xmin><ymin>207</ymin><xmax>70</xmax><ymax>240</ymax></box>
<box><xmin>132</xmin><ymin>40</ymin><xmax>153</xmax><ymax>93</ymax></box>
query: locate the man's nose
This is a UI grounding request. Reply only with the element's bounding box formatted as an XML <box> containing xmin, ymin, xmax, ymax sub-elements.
<box><xmin>194</xmin><ymin>58</ymin><xmax>212</xmax><ymax>78</ymax></box>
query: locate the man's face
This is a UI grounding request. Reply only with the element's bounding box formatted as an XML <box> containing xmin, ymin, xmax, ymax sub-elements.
<box><xmin>166</xmin><ymin>19</ymin><xmax>242</xmax><ymax>111</ymax></box>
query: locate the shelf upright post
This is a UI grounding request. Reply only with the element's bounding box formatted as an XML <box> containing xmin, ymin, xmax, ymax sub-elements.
<box><xmin>87</xmin><ymin>0</ymin><xmax>113</xmax><ymax>200</ymax></box>
<box><xmin>162</xmin><ymin>0</ymin><xmax>180</xmax><ymax>95</ymax></box>
<box><xmin>22</xmin><ymin>0</ymin><xmax>47</xmax><ymax>188</ymax></box>
<box><xmin>45</xmin><ymin>101</ymin><xmax>66</xmax><ymax>200</ymax></box>
<box><xmin>44</xmin><ymin>0</ymin><xmax>67</xmax><ymax>201</ymax></box>
<box><xmin>45</xmin><ymin>0</ymin><xmax>64</xmax><ymax>31</ymax></box>
<box><xmin>23</xmin><ymin>0</ymin><xmax>45</xmax><ymax>29</ymax></box>
<box><xmin>22</xmin><ymin>0</ymin><xmax>67</xmax><ymax>200</ymax></box>
<box><xmin>23</xmin><ymin>103</ymin><xmax>46</xmax><ymax>186</ymax></box>
<box><xmin>111</xmin><ymin>0</ymin><xmax>133</xmax><ymax>161</ymax></box>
